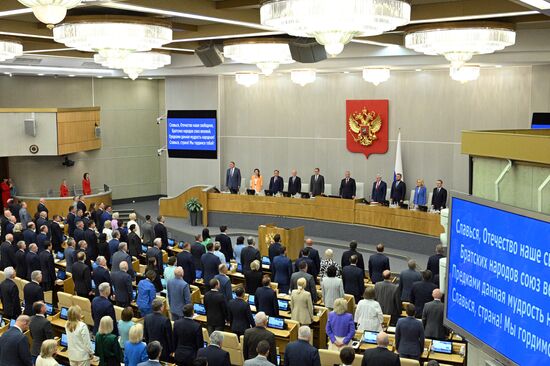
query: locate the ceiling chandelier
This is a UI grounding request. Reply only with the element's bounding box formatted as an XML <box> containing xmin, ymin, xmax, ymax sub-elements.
<box><xmin>363</xmin><ymin>68</ymin><xmax>390</xmax><ymax>86</ymax></box>
<box><xmin>94</xmin><ymin>52</ymin><xmax>171</xmax><ymax>80</ymax></box>
<box><xmin>224</xmin><ymin>39</ymin><xmax>294</xmax><ymax>76</ymax></box>
<box><xmin>405</xmin><ymin>22</ymin><xmax>516</xmax><ymax>67</ymax></box>
<box><xmin>17</xmin><ymin>0</ymin><xmax>82</xmax><ymax>26</ymax></box>
<box><xmin>260</xmin><ymin>0</ymin><xmax>411</xmax><ymax>56</ymax></box>
<box><xmin>291</xmin><ymin>70</ymin><xmax>316</xmax><ymax>86</ymax></box>
<box><xmin>235</xmin><ymin>73</ymin><xmax>260</xmax><ymax>87</ymax></box>
<box><xmin>450</xmin><ymin>65</ymin><xmax>480</xmax><ymax>83</ymax></box>
<box><xmin>0</xmin><ymin>39</ymin><xmax>23</xmax><ymax>62</ymax></box>
<box><xmin>54</xmin><ymin>16</ymin><xmax>172</xmax><ymax>62</ymax></box>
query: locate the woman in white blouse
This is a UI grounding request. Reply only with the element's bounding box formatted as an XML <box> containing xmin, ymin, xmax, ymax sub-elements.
<box><xmin>65</xmin><ymin>305</ymin><xmax>94</xmax><ymax>366</ymax></box>
<box><xmin>126</xmin><ymin>213</ymin><xmax>140</xmax><ymax>237</ymax></box>
<box><xmin>36</xmin><ymin>339</ymin><xmax>60</xmax><ymax>366</ymax></box>
<box><xmin>321</xmin><ymin>264</ymin><xmax>345</xmax><ymax>310</ymax></box>
<box><xmin>102</xmin><ymin>220</ymin><xmax>113</xmax><ymax>241</ymax></box>
<box><xmin>354</xmin><ymin>287</ymin><xmax>384</xmax><ymax>332</ymax></box>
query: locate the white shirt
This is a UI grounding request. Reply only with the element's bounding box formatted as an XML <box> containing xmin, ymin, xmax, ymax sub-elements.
<box><xmin>127</xmin><ymin>220</ymin><xmax>140</xmax><ymax>237</ymax></box>
<box><xmin>102</xmin><ymin>228</ymin><xmax>113</xmax><ymax>241</ymax></box>
<box><xmin>66</xmin><ymin>321</ymin><xmax>93</xmax><ymax>361</ymax></box>
<box><xmin>354</xmin><ymin>299</ymin><xmax>384</xmax><ymax>332</ymax></box>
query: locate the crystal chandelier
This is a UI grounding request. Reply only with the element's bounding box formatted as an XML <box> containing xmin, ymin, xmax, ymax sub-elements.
<box><xmin>94</xmin><ymin>52</ymin><xmax>171</xmax><ymax>80</ymax></box>
<box><xmin>450</xmin><ymin>65</ymin><xmax>480</xmax><ymax>83</ymax></box>
<box><xmin>224</xmin><ymin>39</ymin><xmax>294</xmax><ymax>76</ymax></box>
<box><xmin>291</xmin><ymin>70</ymin><xmax>316</xmax><ymax>86</ymax></box>
<box><xmin>0</xmin><ymin>39</ymin><xmax>23</xmax><ymax>62</ymax></box>
<box><xmin>260</xmin><ymin>0</ymin><xmax>411</xmax><ymax>56</ymax></box>
<box><xmin>405</xmin><ymin>22</ymin><xmax>516</xmax><ymax>67</ymax></box>
<box><xmin>235</xmin><ymin>73</ymin><xmax>260</xmax><ymax>87</ymax></box>
<box><xmin>54</xmin><ymin>16</ymin><xmax>173</xmax><ymax>62</ymax></box>
<box><xmin>18</xmin><ymin>0</ymin><xmax>82</xmax><ymax>26</ymax></box>
<box><xmin>362</xmin><ymin>68</ymin><xmax>390</xmax><ymax>85</ymax></box>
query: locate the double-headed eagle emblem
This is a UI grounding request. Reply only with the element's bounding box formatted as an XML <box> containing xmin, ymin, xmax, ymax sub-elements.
<box><xmin>348</xmin><ymin>108</ymin><xmax>382</xmax><ymax>146</ymax></box>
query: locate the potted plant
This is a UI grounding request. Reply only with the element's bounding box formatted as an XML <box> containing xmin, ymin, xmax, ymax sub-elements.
<box><xmin>186</xmin><ymin>197</ymin><xmax>202</xmax><ymax>226</ymax></box>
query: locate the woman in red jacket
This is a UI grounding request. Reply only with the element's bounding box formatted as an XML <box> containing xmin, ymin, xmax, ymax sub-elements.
<box><xmin>60</xmin><ymin>179</ymin><xmax>69</xmax><ymax>197</ymax></box>
<box><xmin>1</xmin><ymin>177</ymin><xmax>10</xmax><ymax>208</ymax></box>
<box><xmin>82</xmin><ymin>173</ymin><xmax>92</xmax><ymax>195</ymax></box>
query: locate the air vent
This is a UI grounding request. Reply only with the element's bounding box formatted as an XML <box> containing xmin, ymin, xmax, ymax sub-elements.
<box><xmin>9</xmin><ymin>57</ymin><xmax>42</xmax><ymax>65</ymax></box>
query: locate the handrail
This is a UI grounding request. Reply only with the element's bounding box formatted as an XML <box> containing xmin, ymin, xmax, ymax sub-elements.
<box><xmin>494</xmin><ymin>159</ymin><xmax>512</xmax><ymax>202</ymax></box>
<box><xmin>537</xmin><ymin>174</ymin><xmax>550</xmax><ymax>212</ymax></box>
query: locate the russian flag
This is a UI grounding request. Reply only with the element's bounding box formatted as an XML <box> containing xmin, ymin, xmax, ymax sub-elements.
<box><xmin>394</xmin><ymin>130</ymin><xmax>403</xmax><ymax>181</ymax></box>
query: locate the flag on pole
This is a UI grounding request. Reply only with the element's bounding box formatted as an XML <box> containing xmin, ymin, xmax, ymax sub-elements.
<box><xmin>394</xmin><ymin>130</ymin><xmax>403</xmax><ymax>181</ymax></box>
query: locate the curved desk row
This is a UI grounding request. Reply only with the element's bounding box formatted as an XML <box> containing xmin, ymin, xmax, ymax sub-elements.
<box><xmin>160</xmin><ymin>187</ymin><xmax>444</xmax><ymax>237</ymax></box>
<box><xmin>16</xmin><ymin>191</ymin><xmax>113</xmax><ymax>218</ymax></box>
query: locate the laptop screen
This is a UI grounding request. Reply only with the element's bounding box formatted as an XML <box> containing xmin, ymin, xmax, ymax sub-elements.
<box><xmin>168</xmin><ymin>238</ymin><xmax>175</xmax><ymax>246</ymax></box>
<box><xmin>237</xmin><ymin>264</ymin><xmax>242</xmax><ymax>273</ymax></box>
<box><xmin>277</xmin><ymin>299</ymin><xmax>289</xmax><ymax>311</ymax></box>
<box><xmin>60</xmin><ymin>307</ymin><xmax>69</xmax><ymax>320</ymax></box>
<box><xmin>178</xmin><ymin>241</ymin><xmax>185</xmax><ymax>249</ymax></box>
<box><xmin>45</xmin><ymin>303</ymin><xmax>54</xmax><ymax>315</ymax></box>
<box><xmin>57</xmin><ymin>251</ymin><xmax>64</xmax><ymax>260</ymax></box>
<box><xmin>57</xmin><ymin>270</ymin><xmax>66</xmax><ymax>280</ymax></box>
<box><xmin>194</xmin><ymin>303</ymin><xmax>206</xmax><ymax>315</ymax></box>
<box><xmin>261</xmin><ymin>256</ymin><xmax>270</xmax><ymax>266</ymax></box>
<box><xmin>267</xmin><ymin>317</ymin><xmax>285</xmax><ymax>330</ymax></box>
<box><xmin>432</xmin><ymin>340</ymin><xmax>453</xmax><ymax>354</ymax></box>
<box><xmin>195</xmin><ymin>269</ymin><xmax>202</xmax><ymax>279</ymax></box>
<box><xmin>248</xmin><ymin>295</ymin><xmax>255</xmax><ymax>305</ymax></box>
<box><xmin>9</xmin><ymin>319</ymin><xmax>15</xmax><ymax>328</ymax></box>
<box><xmin>362</xmin><ymin>331</ymin><xmax>378</xmax><ymax>344</ymax></box>
<box><xmin>60</xmin><ymin>333</ymin><xmax>68</xmax><ymax>347</ymax></box>
<box><xmin>232</xmin><ymin>292</ymin><xmax>237</xmax><ymax>299</ymax></box>
<box><xmin>142</xmin><ymin>245</ymin><xmax>148</xmax><ymax>253</ymax></box>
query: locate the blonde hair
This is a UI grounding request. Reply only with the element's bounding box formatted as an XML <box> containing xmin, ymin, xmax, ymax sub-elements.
<box><xmin>128</xmin><ymin>323</ymin><xmax>144</xmax><ymax>344</ymax></box>
<box><xmin>104</xmin><ymin>220</ymin><xmax>112</xmax><ymax>229</ymax></box>
<box><xmin>40</xmin><ymin>339</ymin><xmax>58</xmax><ymax>358</ymax></box>
<box><xmin>333</xmin><ymin>298</ymin><xmax>348</xmax><ymax>315</ymax></box>
<box><xmin>324</xmin><ymin>249</ymin><xmax>333</xmax><ymax>259</ymax></box>
<box><xmin>66</xmin><ymin>305</ymin><xmax>82</xmax><ymax>333</ymax></box>
<box><xmin>296</xmin><ymin>277</ymin><xmax>307</xmax><ymax>292</ymax></box>
<box><xmin>250</xmin><ymin>260</ymin><xmax>260</xmax><ymax>271</ymax></box>
<box><xmin>129</xmin><ymin>213</ymin><xmax>137</xmax><ymax>221</ymax></box>
<box><xmin>112</xmin><ymin>212</ymin><xmax>119</xmax><ymax>219</ymax></box>
<box><xmin>13</xmin><ymin>223</ymin><xmax>23</xmax><ymax>233</ymax></box>
<box><xmin>98</xmin><ymin>315</ymin><xmax>113</xmax><ymax>335</ymax></box>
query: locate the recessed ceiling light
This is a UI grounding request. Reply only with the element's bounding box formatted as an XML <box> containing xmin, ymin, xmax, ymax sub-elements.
<box><xmin>4</xmin><ymin>72</ymin><xmax>11</xmax><ymax>75</ymax></box>
<box><xmin>97</xmin><ymin>76</ymin><xmax>103</xmax><ymax>78</ymax></box>
<box><xmin>123</xmin><ymin>76</ymin><xmax>128</xmax><ymax>79</ymax></box>
<box><xmin>518</xmin><ymin>0</ymin><xmax>550</xmax><ymax>10</ymax></box>
<box><xmin>147</xmin><ymin>77</ymin><xmax>153</xmax><ymax>80</ymax></box>
<box><xmin>37</xmin><ymin>73</ymin><xmax>44</xmax><ymax>76</ymax></box>
<box><xmin>495</xmin><ymin>65</ymin><xmax>502</xmax><ymax>68</ymax></box>
<box><xmin>68</xmin><ymin>75</ymin><xmax>75</xmax><ymax>77</ymax></box>
<box><xmin>343</xmin><ymin>71</ymin><xmax>350</xmax><ymax>74</ymax></box>
<box><xmin>415</xmin><ymin>69</ymin><xmax>422</xmax><ymax>72</ymax></box>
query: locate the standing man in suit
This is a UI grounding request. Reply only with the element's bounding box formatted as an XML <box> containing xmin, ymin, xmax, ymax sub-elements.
<box><xmin>422</xmin><ymin>289</ymin><xmax>447</xmax><ymax>339</ymax></box>
<box><xmin>39</xmin><ymin>241</ymin><xmax>56</xmax><ymax>291</ymax></box>
<box><xmin>390</xmin><ymin>173</ymin><xmax>407</xmax><ymax>204</ymax></box>
<box><xmin>268</xmin><ymin>170</ymin><xmax>284</xmax><ymax>195</ymax></box>
<box><xmin>37</xmin><ymin>198</ymin><xmax>48</xmax><ymax>218</ymax></box>
<box><xmin>19</xmin><ymin>202</ymin><xmax>32</xmax><ymax>229</ymax></box>
<box><xmin>395</xmin><ymin>304</ymin><xmax>425</xmax><ymax>359</ymax></box>
<box><xmin>241</xmin><ymin>237</ymin><xmax>261</xmax><ymax>272</ymax></box>
<box><xmin>177</xmin><ymin>242</ymin><xmax>196</xmax><ymax>285</ymax></box>
<box><xmin>309</xmin><ymin>168</ymin><xmax>325</xmax><ymax>197</ymax></box>
<box><xmin>368</xmin><ymin>243</ymin><xmax>390</xmax><ymax>284</ymax></box>
<box><xmin>73</xmin><ymin>220</ymin><xmax>86</xmax><ymax>243</ymax></box>
<box><xmin>84</xmin><ymin>221</ymin><xmax>98</xmax><ymax>261</ymax></box>
<box><xmin>23</xmin><ymin>271</ymin><xmax>44</xmax><ymax>316</ymax></box>
<box><xmin>0</xmin><ymin>267</ymin><xmax>21</xmax><ymax>320</ymax></box>
<box><xmin>226</xmin><ymin>161</ymin><xmax>242</xmax><ymax>194</ymax></box>
<box><xmin>67</xmin><ymin>205</ymin><xmax>77</xmax><ymax>237</ymax></box>
<box><xmin>204</xmin><ymin>279</ymin><xmax>228</xmax><ymax>334</ymax></box>
<box><xmin>73</xmin><ymin>251</ymin><xmax>93</xmax><ymax>298</ymax></box>
<box><xmin>36</xmin><ymin>225</ymin><xmax>49</xmax><ymax>252</ymax></box>
<box><xmin>272</xmin><ymin>246</ymin><xmax>292</xmax><ymax>294</ymax></box>
<box><xmin>244</xmin><ymin>340</ymin><xmax>273</xmax><ymax>366</ymax></box>
<box><xmin>342</xmin><ymin>255</ymin><xmax>365</xmax><ymax>303</ymax></box>
<box><xmin>25</xmin><ymin>244</ymin><xmax>40</xmax><ymax>280</ymax></box>
<box><xmin>111</xmin><ymin>261</ymin><xmax>133</xmax><ymax>307</ymax></box>
<box><xmin>173</xmin><ymin>304</ymin><xmax>204</xmax><ymax>366</ymax></box>
<box><xmin>341</xmin><ymin>240</ymin><xmax>365</xmax><ymax>271</ymax></box>
<box><xmin>15</xmin><ymin>241</ymin><xmax>28</xmax><ymax>279</ymax></box>
<box><xmin>371</xmin><ymin>174</ymin><xmax>388</xmax><ymax>203</ymax></box>
<box><xmin>29</xmin><ymin>302</ymin><xmax>54</xmax><ymax>363</ymax></box>
<box><xmin>431</xmin><ymin>179</ymin><xmax>448</xmax><ymax>211</ymax></box>
<box><xmin>128</xmin><ymin>224</ymin><xmax>142</xmax><ymax>258</ymax></box>
<box><xmin>288</xmin><ymin>169</ymin><xmax>302</xmax><ymax>195</ymax></box>
<box><xmin>138</xmin><ymin>341</ymin><xmax>164</xmax><ymax>366</ymax></box>
<box><xmin>154</xmin><ymin>216</ymin><xmax>168</xmax><ymax>250</ymax></box>
<box><xmin>228</xmin><ymin>287</ymin><xmax>255</xmax><ymax>337</ymax></box>
<box><xmin>23</xmin><ymin>222</ymin><xmax>37</xmax><ymax>246</ymax></box>
<box><xmin>375</xmin><ymin>270</ymin><xmax>401</xmax><ymax>326</ymax></box>
<box><xmin>111</xmin><ymin>242</ymin><xmax>135</xmax><ymax>278</ymax></box>
<box><xmin>92</xmin><ymin>256</ymin><xmax>111</xmax><ymax>295</ymax></box>
<box><xmin>283</xmin><ymin>326</ymin><xmax>321</xmax><ymax>366</ymax></box>
<box><xmin>141</xmin><ymin>215</ymin><xmax>155</xmax><ymax>245</ymax></box>
<box><xmin>50</xmin><ymin>215</ymin><xmax>64</xmax><ymax>253</ymax></box>
<box><xmin>361</xmin><ymin>332</ymin><xmax>400</xmax><ymax>366</ymax></box>
<box><xmin>290</xmin><ymin>261</ymin><xmax>318</xmax><ymax>303</ymax></box>
<box><xmin>339</xmin><ymin>171</ymin><xmax>356</xmax><ymax>199</ymax></box>
<box><xmin>254</xmin><ymin>276</ymin><xmax>279</xmax><ymax>317</ymax></box>
<box><xmin>0</xmin><ymin>233</ymin><xmax>15</xmax><ymax>270</ymax></box>
<box><xmin>92</xmin><ymin>282</ymin><xmax>118</xmax><ymax>335</ymax></box>
<box><xmin>304</xmin><ymin>238</ymin><xmax>321</xmax><ymax>275</ymax></box>
<box><xmin>427</xmin><ymin>244</ymin><xmax>446</xmax><ymax>280</ymax></box>
<box><xmin>197</xmin><ymin>331</ymin><xmax>231</xmax><ymax>366</ymax></box>
<box><xmin>268</xmin><ymin>234</ymin><xmax>283</xmax><ymax>263</ymax></box>
<box><xmin>399</xmin><ymin>260</ymin><xmax>422</xmax><ymax>302</ymax></box>
<box><xmin>0</xmin><ymin>315</ymin><xmax>33</xmax><ymax>366</ymax></box>
<box><xmin>143</xmin><ymin>298</ymin><xmax>174</xmax><ymax>362</ymax></box>
<box><xmin>215</xmin><ymin>264</ymin><xmax>233</xmax><ymax>302</ymax></box>
<box><xmin>147</xmin><ymin>238</ymin><xmax>164</xmax><ymax>275</ymax></box>
<box><xmin>243</xmin><ymin>312</ymin><xmax>277</xmax><ymax>365</ymax></box>
<box><xmin>410</xmin><ymin>270</ymin><xmax>438</xmax><ymax>318</ymax></box>
<box><xmin>167</xmin><ymin>267</ymin><xmax>191</xmax><ymax>320</ymax></box>
<box><xmin>215</xmin><ymin>226</ymin><xmax>234</xmax><ymax>262</ymax></box>
<box><xmin>191</xmin><ymin>234</ymin><xmax>206</xmax><ymax>271</ymax></box>
<box><xmin>201</xmin><ymin>242</ymin><xmax>221</xmax><ymax>288</ymax></box>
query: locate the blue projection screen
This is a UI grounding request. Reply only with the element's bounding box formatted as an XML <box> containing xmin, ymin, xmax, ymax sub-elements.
<box><xmin>446</xmin><ymin>195</ymin><xmax>550</xmax><ymax>366</ymax></box>
<box><xmin>167</xmin><ymin>110</ymin><xmax>217</xmax><ymax>159</ymax></box>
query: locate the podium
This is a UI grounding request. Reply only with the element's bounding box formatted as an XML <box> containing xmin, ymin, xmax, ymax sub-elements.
<box><xmin>258</xmin><ymin>224</ymin><xmax>305</xmax><ymax>261</ymax></box>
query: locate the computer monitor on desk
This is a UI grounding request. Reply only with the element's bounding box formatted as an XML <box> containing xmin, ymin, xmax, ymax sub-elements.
<box><xmin>248</xmin><ymin>294</ymin><xmax>255</xmax><ymax>305</ymax></box>
<box><xmin>432</xmin><ymin>340</ymin><xmax>453</xmax><ymax>354</ymax></box>
<box><xmin>362</xmin><ymin>331</ymin><xmax>378</xmax><ymax>344</ymax></box>
<box><xmin>261</xmin><ymin>256</ymin><xmax>270</xmax><ymax>266</ymax></box>
<box><xmin>267</xmin><ymin>316</ymin><xmax>286</xmax><ymax>330</ymax></box>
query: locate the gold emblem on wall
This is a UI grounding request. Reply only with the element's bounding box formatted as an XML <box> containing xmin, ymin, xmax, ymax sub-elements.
<box><xmin>348</xmin><ymin>108</ymin><xmax>383</xmax><ymax>146</ymax></box>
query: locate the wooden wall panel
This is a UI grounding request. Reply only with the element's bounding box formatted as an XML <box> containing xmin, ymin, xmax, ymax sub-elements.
<box><xmin>57</xmin><ymin>107</ymin><xmax>101</xmax><ymax>155</ymax></box>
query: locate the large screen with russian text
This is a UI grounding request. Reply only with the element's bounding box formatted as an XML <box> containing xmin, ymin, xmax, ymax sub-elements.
<box><xmin>446</xmin><ymin>195</ymin><xmax>550</xmax><ymax>366</ymax></box>
<box><xmin>167</xmin><ymin>110</ymin><xmax>217</xmax><ymax>159</ymax></box>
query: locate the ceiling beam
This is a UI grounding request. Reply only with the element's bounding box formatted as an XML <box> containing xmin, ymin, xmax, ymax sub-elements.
<box><xmin>215</xmin><ymin>0</ymin><xmax>260</xmax><ymax>10</ymax></box>
<box><xmin>354</xmin><ymin>34</ymin><xmax>404</xmax><ymax>46</ymax></box>
<box><xmin>0</xmin><ymin>19</ymin><xmax>53</xmax><ymax>39</ymax></box>
<box><xmin>170</xmin><ymin>23</ymin><xmax>282</xmax><ymax>42</ymax></box>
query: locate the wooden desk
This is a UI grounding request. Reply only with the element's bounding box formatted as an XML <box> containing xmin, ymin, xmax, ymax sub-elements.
<box><xmin>16</xmin><ymin>190</ymin><xmax>112</xmax><ymax>219</ymax></box>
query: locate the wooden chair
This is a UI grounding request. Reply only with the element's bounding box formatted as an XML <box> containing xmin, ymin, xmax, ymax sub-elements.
<box><xmin>220</xmin><ymin>331</ymin><xmax>244</xmax><ymax>366</ymax></box>
<box><xmin>57</xmin><ymin>291</ymin><xmax>74</xmax><ymax>310</ymax></box>
<box><xmin>72</xmin><ymin>295</ymin><xmax>93</xmax><ymax>327</ymax></box>
<box><xmin>344</xmin><ymin>293</ymin><xmax>356</xmax><ymax>314</ymax></box>
<box><xmin>202</xmin><ymin>328</ymin><xmax>210</xmax><ymax>343</ymax></box>
<box><xmin>400</xmin><ymin>358</ymin><xmax>420</xmax><ymax>366</ymax></box>
<box><xmin>320</xmin><ymin>349</ymin><xmax>364</xmax><ymax>366</ymax></box>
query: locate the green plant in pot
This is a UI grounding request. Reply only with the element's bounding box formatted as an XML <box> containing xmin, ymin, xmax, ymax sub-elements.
<box><xmin>186</xmin><ymin>197</ymin><xmax>202</xmax><ymax>226</ymax></box>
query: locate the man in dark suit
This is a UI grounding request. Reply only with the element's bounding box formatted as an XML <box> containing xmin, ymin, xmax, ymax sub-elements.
<box><xmin>228</xmin><ymin>287</ymin><xmax>255</xmax><ymax>337</ymax></box>
<box><xmin>0</xmin><ymin>267</ymin><xmax>21</xmax><ymax>319</ymax></box>
<box><xmin>111</xmin><ymin>261</ymin><xmax>133</xmax><ymax>307</ymax></box>
<box><xmin>23</xmin><ymin>222</ymin><xmax>37</xmax><ymax>245</ymax></box>
<box><xmin>341</xmin><ymin>240</ymin><xmax>365</xmax><ymax>271</ymax></box>
<box><xmin>197</xmin><ymin>331</ymin><xmax>231</xmax><ymax>366</ymax></box>
<box><xmin>371</xmin><ymin>174</ymin><xmax>388</xmax><ymax>203</ymax></box>
<box><xmin>0</xmin><ymin>234</ymin><xmax>15</xmax><ymax>270</ymax></box>
<box><xmin>29</xmin><ymin>302</ymin><xmax>54</xmax><ymax>361</ymax></box>
<box><xmin>25</xmin><ymin>244</ymin><xmax>40</xmax><ymax>281</ymax></box>
<box><xmin>287</xmin><ymin>170</ymin><xmax>302</xmax><ymax>195</ymax></box>
<box><xmin>23</xmin><ymin>270</ymin><xmax>44</xmax><ymax>316</ymax></box>
<box><xmin>36</xmin><ymin>225</ymin><xmax>49</xmax><ymax>252</ymax></box>
<box><xmin>284</xmin><ymin>325</ymin><xmax>321</xmax><ymax>366</ymax></box>
<box><xmin>268</xmin><ymin>170</ymin><xmax>284</xmax><ymax>194</ymax></box>
<box><xmin>399</xmin><ymin>260</ymin><xmax>422</xmax><ymax>302</ymax></box>
<box><xmin>290</xmin><ymin>262</ymin><xmax>318</xmax><ymax>303</ymax></box>
<box><xmin>271</xmin><ymin>246</ymin><xmax>292</xmax><ymax>293</ymax></box>
<box><xmin>144</xmin><ymin>298</ymin><xmax>174</xmax><ymax>362</ymax></box>
<box><xmin>92</xmin><ymin>282</ymin><xmax>118</xmax><ymax>335</ymax></box>
<box><xmin>293</xmin><ymin>247</ymin><xmax>317</xmax><ymax>278</ymax></box>
<box><xmin>304</xmin><ymin>238</ymin><xmax>320</xmax><ymax>274</ymax></box>
<box><xmin>342</xmin><ymin>255</ymin><xmax>365</xmax><ymax>303</ymax></box>
<box><xmin>15</xmin><ymin>241</ymin><xmax>28</xmax><ymax>279</ymax></box>
<box><xmin>309</xmin><ymin>168</ymin><xmax>325</xmax><ymax>197</ymax></box>
<box><xmin>374</xmin><ymin>270</ymin><xmax>401</xmax><ymax>326</ymax></box>
<box><xmin>111</xmin><ymin>242</ymin><xmax>135</xmax><ymax>278</ymax></box>
<box><xmin>84</xmin><ymin>221</ymin><xmax>98</xmax><ymax>261</ymax></box>
<box><xmin>226</xmin><ymin>161</ymin><xmax>241</xmax><ymax>194</ymax></box>
<box><xmin>254</xmin><ymin>276</ymin><xmax>279</xmax><ymax>317</ymax></box>
<box><xmin>173</xmin><ymin>304</ymin><xmax>204</xmax><ymax>366</ymax></box>
<box><xmin>177</xmin><ymin>242</ymin><xmax>196</xmax><ymax>285</ymax></box>
<box><xmin>243</xmin><ymin>312</ymin><xmax>277</xmax><ymax>365</ymax></box>
<box><xmin>72</xmin><ymin>251</ymin><xmax>93</xmax><ymax>298</ymax></box>
<box><xmin>67</xmin><ymin>205</ymin><xmax>77</xmax><ymax>237</ymax></box>
<box><xmin>268</xmin><ymin>234</ymin><xmax>283</xmax><ymax>263</ymax></box>
<box><xmin>38</xmin><ymin>241</ymin><xmax>56</xmax><ymax>291</ymax></box>
<box><xmin>427</xmin><ymin>244</ymin><xmax>446</xmax><ymax>279</ymax></box>
<box><xmin>422</xmin><ymin>289</ymin><xmax>448</xmax><ymax>340</ymax></box>
<box><xmin>37</xmin><ymin>198</ymin><xmax>48</xmax><ymax>218</ymax></box>
<box><xmin>410</xmin><ymin>270</ymin><xmax>438</xmax><ymax>318</ymax></box>
<box><xmin>339</xmin><ymin>171</ymin><xmax>356</xmax><ymax>199</ymax></box>
<box><xmin>201</xmin><ymin>242</ymin><xmax>221</xmax><ymax>289</ymax></box>
<box><xmin>154</xmin><ymin>216</ymin><xmax>168</xmax><ymax>250</ymax></box>
<box><xmin>203</xmin><ymin>279</ymin><xmax>228</xmax><ymax>334</ymax></box>
<box><xmin>50</xmin><ymin>215</ymin><xmax>64</xmax><ymax>253</ymax></box>
<box><xmin>0</xmin><ymin>314</ymin><xmax>33</xmax><ymax>366</ymax></box>
<box><xmin>147</xmin><ymin>238</ymin><xmax>164</xmax><ymax>274</ymax></box>
<box><xmin>361</xmin><ymin>331</ymin><xmax>400</xmax><ymax>366</ymax></box>
<box><xmin>76</xmin><ymin>195</ymin><xmax>86</xmax><ymax>213</ymax></box>
<box><xmin>215</xmin><ymin>226</ymin><xmax>234</xmax><ymax>262</ymax></box>
<box><xmin>395</xmin><ymin>304</ymin><xmax>425</xmax><ymax>359</ymax></box>
<box><xmin>98</xmin><ymin>206</ymin><xmax>112</xmax><ymax>233</ymax></box>
<box><xmin>191</xmin><ymin>235</ymin><xmax>206</xmax><ymax>271</ymax></box>
<box><xmin>431</xmin><ymin>179</ymin><xmax>448</xmax><ymax>211</ymax></box>
<box><xmin>241</xmin><ymin>237</ymin><xmax>260</xmax><ymax>272</ymax></box>
<box><xmin>92</xmin><ymin>256</ymin><xmax>111</xmax><ymax>296</ymax></box>
<box><xmin>128</xmin><ymin>224</ymin><xmax>142</xmax><ymax>258</ymax></box>
<box><xmin>73</xmin><ymin>220</ymin><xmax>86</xmax><ymax>243</ymax></box>
<box><xmin>390</xmin><ymin>173</ymin><xmax>406</xmax><ymax>203</ymax></box>
<box><xmin>368</xmin><ymin>243</ymin><xmax>390</xmax><ymax>284</ymax></box>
